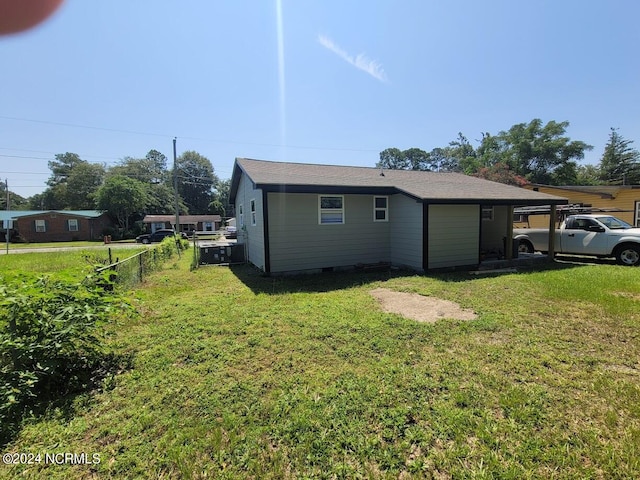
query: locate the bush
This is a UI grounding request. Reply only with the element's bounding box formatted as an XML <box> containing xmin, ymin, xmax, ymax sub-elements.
<box><xmin>0</xmin><ymin>273</ymin><xmax>132</xmax><ymax>444</ymax></box>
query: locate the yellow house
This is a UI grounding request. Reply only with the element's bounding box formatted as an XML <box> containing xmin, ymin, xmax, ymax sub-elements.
<box><xmin>517</xmin><ymin>184</ymin><xmax>640</xmax><ymax>227</ymax></box>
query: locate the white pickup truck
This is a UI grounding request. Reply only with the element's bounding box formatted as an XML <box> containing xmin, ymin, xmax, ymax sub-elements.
<box><xmin>513</xmin><ymin>215</ymin><xmax>640</xmax><ymax>266</ymax></box>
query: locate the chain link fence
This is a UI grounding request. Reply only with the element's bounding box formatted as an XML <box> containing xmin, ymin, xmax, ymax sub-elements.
<box><xmin>95</xmin><ymin>239</ymin><xmax>186</xmax><ymax>289</ymax></box>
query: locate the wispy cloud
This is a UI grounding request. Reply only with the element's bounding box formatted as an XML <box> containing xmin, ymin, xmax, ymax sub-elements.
<box><xmin>317</xmin><ymin>34</ymin><xmax>388</xmax><ymax>83</ymax></box>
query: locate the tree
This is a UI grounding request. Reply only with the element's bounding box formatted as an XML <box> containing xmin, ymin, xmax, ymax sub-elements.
<box><xmin>495</xmin><ymin>119</ymin><xmax>592</xmax><ymax>185</ymax></box>
<box><xmin>144</xmin><ymin>183</ymin><xmax>188</xmax><ymax>215</ymax></box>
<box><xmin>109</xmin><ymin>150</ymin><xmax>168</xmax><ymax>184</ymax></box>
<box><xmin>176</xmin><ymin>151</ymin><xmax>218</xmax><ymax>214</ymax></box>
<box><xmin>377</xmin><ymin>147</ymin><xmax>432</xmax><ymax>171</ymax></box>
<box><xmin>107</xmin><ymin>150</ymin><xmax>177</xmax><ymax>215</ymax></box>
<box><xmin>0</xmin><ymin>181</ymin><xmax>28</xmax><ymax>210</ymax></box>
<box><xmin>44</xmin><ymin>152</ymin><xmax>105</xmax><ymax>209</ymax></box>
<box><xmin>95</xmin><ymin>176</ymin><xmax>148</xmax><ymax>233</ymax></box>
<box><xmin>444</xmin><ymin>133</ymin><xmax>477</xmax><ymax>173</ymax></box>
<box><xmin>376</xmin><ymin>120</ymin><xmax>591</xmax><ymax>186</ymax></box>
<box><xmin>47</xmin><ymin>152</ymin><xmax>84</xmax><ymax>187</ymax></box>
<box><xmin>598</xmin><ymin>128</ymin><xmax>640</xmax><ymax>185</ymax></box>
<box><xmin>378</xmin><ymin>148</ymin><xmax>407</xmax><ymax>170</ymax></box>
<box><xmin>65</xmin><ymin>162</ymin><xmax>105</xmax><ymax>209</ymax></box>
<box><xmin>575</xmin><ymin>164</ymin><xmax>602</xmax><ymax>185</ymax></box>
<box><xmin>473</xmin><ymin>163</ymin><xmax>528</xmax><ymax>186</ymax></box>
<box><xmin>209</xmin><ymin>178</ymin><xmax>231</xmax><ymax>216</ymax></box>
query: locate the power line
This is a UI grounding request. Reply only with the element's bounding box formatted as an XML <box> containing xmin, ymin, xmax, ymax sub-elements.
<box><xmin>0</xmin><ymin>115</ymin><xmax>382</xmax><ymax>153</ymax></box>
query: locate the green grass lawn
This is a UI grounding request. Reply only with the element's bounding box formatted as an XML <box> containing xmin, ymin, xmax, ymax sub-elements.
<box><xmin>2</xmin><ymin>257</ymin><xmax>639</xmax><ymax>479</ymax></box>
<box><xmin>0</xmin><ymin>248</ymin><xmax>146</xmax><ymax>279</ymax></box>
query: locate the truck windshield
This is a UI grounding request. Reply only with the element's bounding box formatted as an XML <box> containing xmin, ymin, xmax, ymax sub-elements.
<box><xmin>595</xmin><ymin>216</ymin><xmax>632</xmax><ymax>230</ymax></box>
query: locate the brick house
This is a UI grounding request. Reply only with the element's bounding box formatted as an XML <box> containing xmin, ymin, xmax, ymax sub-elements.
<box><xmin>2</xmin><ymin>210</ymin><xmax>114</xmax><ymax>242</ymax></box>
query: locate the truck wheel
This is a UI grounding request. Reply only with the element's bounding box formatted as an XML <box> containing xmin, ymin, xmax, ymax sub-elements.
<box><xmin>518</xmin><ymin>240</ymin><xmax>534</xmax><ymax>254</ymax></box>
<box><xmin>615</xmin><ymin>245</ymin><xmax>640</xmax><ymax>266</ymax></box>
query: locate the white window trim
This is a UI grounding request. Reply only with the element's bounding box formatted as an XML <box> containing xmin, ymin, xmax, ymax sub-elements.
<box><xmin>238</xmin><ymin>204</ymin><xmax>244</xmax><ymax>227</ymax></box>
<box><xmin>35</xmin><ymin>219</ymin><xmax>46</xmax><ymax>233</ymax></box>
<box><xmin>250</xmin><ymin>199</ymin><xmax>257</xmax><ymax>226</ymax></box>
<box><xmin>373</xmin><ymin>196</ymin><xmax>389</xmax><ymax>222</ymax></box>
<box><xmin>318</xmin><ymin>195</ymin><xmax>345</xmax><ymax>225</ymax></box>
<box><xmin>635</xmin><ymin>201</ymin><xmax>640</xmax><ymax>227</ymax></box>
<box><xmin>68</xmin><ymin>219</ymin><xmax>79</xmax><ymax>232</ymax></box>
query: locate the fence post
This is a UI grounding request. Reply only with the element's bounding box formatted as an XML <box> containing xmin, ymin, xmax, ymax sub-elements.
<box><xmin>139</xmin><ymin>252</ymin><xmax>144</xmax><ymax>282</ymax></box>
<box><xmin>108</xmin><ymin>247</ymin><xmax>112</xmax><ymax>265</ymax></box>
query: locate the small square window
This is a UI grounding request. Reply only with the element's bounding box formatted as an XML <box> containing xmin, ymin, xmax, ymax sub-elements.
<box><xmin>373</xmin><ymin>196</ymin><xmax>388</xmax><ymax>222</ymax></box>
<box><xmin>481</xmin><ymin>206</ymin><xmax>494</xmax><ymax>221</ymax></box>
<box><xmin>35</xmin><ymin>219</ymin><xmax>46</xmax><ymax>232</ymax></box>
<box><xmin>68</xmin><ymin>219</ymin><xmax>79</xmax><ymax>232</ymax></box>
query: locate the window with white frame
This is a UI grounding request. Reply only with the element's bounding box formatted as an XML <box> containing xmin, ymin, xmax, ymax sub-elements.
<box><xmin>319</xmin><ymin>195</ymin><xmax>344</xmax><ymax>224</ymax></box>
<box><xmin>35</xmin><ymin>219</ymin><xmax>46</xmax><ymax>232</ymax></box>
<box><xmin>635</xmin><ymin>201</ymin><xmax>640</xmax><ymax>227</ymax></box>
<box><xmin>68</xmin><ymin>219</ymin><xmax>79</xmax><ymax>231</ymax></box>
<box><xmin>204</xmin><ymin>221</ymin><xmax>213</xmax><ymax>231</ymax></box>
<box><xmin>238</xmin><ymin>204</ymin><xmax>244</xmax><ymax>227</ymax></box>
<box><xmin>373</xmin><ymin>196</ymin><xmax>388</xmax><ymax>222</ymax></box>
<box><xmin>481</xmin><ymin>206</ymin><xmax>494</xmax><ymax>221</ymax></box>
<box><xmin>250</xmin><ymin>199</ymin><xmax>256</xmax><ymax>226</ymax></box>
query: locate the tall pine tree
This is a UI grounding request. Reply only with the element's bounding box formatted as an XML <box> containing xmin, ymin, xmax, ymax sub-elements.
<box><xmin>599</xmin><ymin>128</ymin><xmax>640</xmax><ymax>185</ymax></box>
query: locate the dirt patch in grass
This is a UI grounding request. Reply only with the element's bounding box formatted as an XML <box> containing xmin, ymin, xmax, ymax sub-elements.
<box><xmin>370</xmin><ymin>288</ymin><xmax>478</xmax><ymax>323</ymax></box>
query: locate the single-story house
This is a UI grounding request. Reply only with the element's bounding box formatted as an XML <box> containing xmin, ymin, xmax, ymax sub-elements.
<box><xmin>142</xmin><ymin>214</ymin><xmax>222</xmax><ymax>234</ymax></box>
<box><xmin>0</xmin><ymin>210</ymin><xmax>113</xmax><ymax>243</ymax></box>
<box><xmin>229</xmin><ymin>158</ymin><xmax>568</xmax><ymax>274</ymax></box>
<box><xmin>520</xmin><ymin>184</ymin><xmax>640</xmax><ymax>227</ymax></box>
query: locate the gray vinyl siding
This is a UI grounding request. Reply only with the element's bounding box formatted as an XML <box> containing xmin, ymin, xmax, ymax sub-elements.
<box><xmin>235</xmin><ymin>173</ymin><xmax>265</xmax><ymax>270</ymax></box>
<box><xmin>480</xmin><ymin>205</ymin><xmax>509</xmax><ymax>254</ymax></box>
<box><xmin>389</xmin><ymin>194</ymin><xmax>423</xmax><ymax>270</ymax></box>
<box><xmin>428</xmin><ymin>205</ymin><xmax>479</xmax><ymax>269</ymax></box>
<box><xmin>268</xmin><ymin>193</ymin><xmax>391</xmax><ymax>273</ymax></box>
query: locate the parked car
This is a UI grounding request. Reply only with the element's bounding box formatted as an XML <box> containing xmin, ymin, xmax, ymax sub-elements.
<box><xmin>136</xmin><ymin>229</ymin><xmax>188</xmax><ymax>244</ymax></box>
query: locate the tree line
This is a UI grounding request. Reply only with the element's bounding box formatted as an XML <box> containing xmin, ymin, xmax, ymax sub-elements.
<box><xmin>2</xmin><ymin>149</ymin><xmax>231</xmax><ymax>238</ymax></box>
<box><xmin>377</xmin><ymin>119</ymin><xmax>640</xmax><ymax>186</ymax></box>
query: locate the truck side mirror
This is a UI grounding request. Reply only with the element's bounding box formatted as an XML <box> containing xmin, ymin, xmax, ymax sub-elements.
<box><xmin>587</xmin><ymin>225</ymin><xmax>605</xmax><ymax>233</ymax></box>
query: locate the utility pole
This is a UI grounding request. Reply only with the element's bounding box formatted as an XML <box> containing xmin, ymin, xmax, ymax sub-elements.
<box><xmin>173</xmin><ymin>138</ymin><xmax>181</xmax><ymax>257</ymax></box>
<box><xmin>5</xmin><ymin>178</ymin><xmax>10</xmax><ymax>254</ymax></box>
<box><xmin>173</xmin><ymin>137</ymin><xmax>179</xmax><ymax>233</ymax></box>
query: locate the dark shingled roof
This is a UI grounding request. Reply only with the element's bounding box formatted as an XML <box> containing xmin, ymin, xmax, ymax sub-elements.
<box><xmin>231</xmin><ymin>158</ymin><xmax>568</xmax><ymax>205</ymax></box>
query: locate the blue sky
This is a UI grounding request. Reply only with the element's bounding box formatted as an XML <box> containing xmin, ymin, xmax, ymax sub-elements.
<box><xmin>2</xmin><ymin>0</ymin><xmax>639</xmax><ymax>198</ymax></box>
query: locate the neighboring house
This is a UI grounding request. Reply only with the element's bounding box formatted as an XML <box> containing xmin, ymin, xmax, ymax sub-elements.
<box><xmin>141</xmin><ymin>214</ymin><xmax>222</xmax><ymax>234</ymax></box>
<box><xmin>520</xmin><ymin>184</ymin><xmax>640</xmax><ymax>227</ymax></box>
<box><xmin>229</xmin><ymin>158</ymin><xmax>568</xmax><ymax>274</ymax></box>
<box><xmin>0</xmin><ymin>210</ymin><xmax>113</xmax><ymax>242</ymax></box>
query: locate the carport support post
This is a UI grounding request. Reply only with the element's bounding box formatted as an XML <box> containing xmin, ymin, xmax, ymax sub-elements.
<box><xmin>548</xmin><ymin>205</ymin><xmax>557</xmax><ymax>258</ymax></box>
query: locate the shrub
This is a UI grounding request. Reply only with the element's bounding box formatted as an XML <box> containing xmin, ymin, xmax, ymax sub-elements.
<box><xmin>0</xmin><ymin>274</ymin><xmax>132</xmax><ymax>444</ymax></box>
